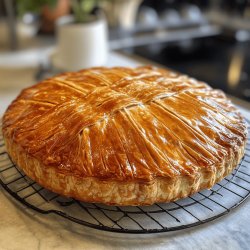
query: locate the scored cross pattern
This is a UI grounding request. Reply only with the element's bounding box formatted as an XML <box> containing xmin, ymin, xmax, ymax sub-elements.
<box><xmin>2</xmin><ymin>66</ymin><xmax>247</xmax><ymax>185</ymax></box>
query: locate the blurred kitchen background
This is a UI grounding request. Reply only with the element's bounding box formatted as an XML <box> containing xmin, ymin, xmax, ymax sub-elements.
<box><xmin>0</xmin><ymin>0</ymin><xmax>250</xmax><ymax>113</ymax></box>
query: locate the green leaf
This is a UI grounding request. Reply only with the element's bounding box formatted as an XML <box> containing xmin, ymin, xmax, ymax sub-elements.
<box><xmin>80</xmin><ymin>0</ymin><xmax>96</xmax><ymax>14</ymax></box>
<box><xmin>16</xmin><ymin>0</ymin><xmax>58</xmax><ymax>16</ymax></box>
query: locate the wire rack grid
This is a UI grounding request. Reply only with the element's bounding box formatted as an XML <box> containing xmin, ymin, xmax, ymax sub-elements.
<box><xmin>0</xmin><ymin>123</ymin><xmax>250</xmax><ymax>234</ymax></box>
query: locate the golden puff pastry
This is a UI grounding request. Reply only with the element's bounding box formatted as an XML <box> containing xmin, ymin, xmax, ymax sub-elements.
<box><xmin>2</xmin><ymin>66</ymin><xmax>247</xmax><ymax>205</ymax></box>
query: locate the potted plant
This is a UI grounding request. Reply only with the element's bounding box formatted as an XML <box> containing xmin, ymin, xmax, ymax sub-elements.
<box><xmin>54</xmin><ymin>0</ymin><xmax>108</xmax><ymax>71</ymax></box>
<box><xmin>16</xmin><ymin>0</ymin><xmax>70</xmax><ymax>33</ymax></box>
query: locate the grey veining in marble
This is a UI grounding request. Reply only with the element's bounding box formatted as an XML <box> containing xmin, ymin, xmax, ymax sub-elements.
<box><xmin>0</xmin><ymin>189</ymin><xmax>250</xmax><ymax>250</ymax></box>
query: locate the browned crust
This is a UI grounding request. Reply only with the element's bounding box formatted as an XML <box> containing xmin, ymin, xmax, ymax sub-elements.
<box><xmin>2</xmin><ymin>66</ymin><xmax>248</xmax><ymax>205</ymax></box>
<box><xmin>4</xmin><ymin>136</ymin><xmax>246</xmax><ymax>206</ymax></box>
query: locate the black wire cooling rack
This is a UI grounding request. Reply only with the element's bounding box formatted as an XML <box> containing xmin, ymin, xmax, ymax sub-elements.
<box><xmin>0</xmin><ymin>123</ymin><xmax>250</xmax><ymax>234</ymax></box>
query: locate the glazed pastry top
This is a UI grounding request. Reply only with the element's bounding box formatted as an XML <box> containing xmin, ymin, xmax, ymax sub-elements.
<box><xmin>2</xmin><ymin>66</ymin><xmax>247</xmax><ymax>182</ymax></box>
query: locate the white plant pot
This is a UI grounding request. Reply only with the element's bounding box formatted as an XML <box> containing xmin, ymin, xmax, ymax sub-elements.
<box><xmin>53</xmin><ymin>15</ymin><xmax>108</xmax><ymax>71</ymax></box>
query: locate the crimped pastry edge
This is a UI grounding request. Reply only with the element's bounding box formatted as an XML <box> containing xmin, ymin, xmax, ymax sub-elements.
<box><xmin>4</xmin><ymin>136</ymin><xmax>246</xmax><ymax>206</ymax></box>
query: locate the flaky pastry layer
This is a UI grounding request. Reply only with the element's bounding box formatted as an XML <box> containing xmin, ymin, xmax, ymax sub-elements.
<box><xmin>2</xmin><ymin>66</ymin><xmax>248</xmax><ymax>205</ymax></box>
<box><xmin>4</xmin><ymin>136</ymin><xmax>246</xmax><ymax>205</ymax></box>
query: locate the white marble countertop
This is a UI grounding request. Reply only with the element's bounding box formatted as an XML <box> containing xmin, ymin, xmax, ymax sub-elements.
<box><xmin>0</xmin><ymin>51</ymin><xmax>249</xmax><ymax>250</ymax></box>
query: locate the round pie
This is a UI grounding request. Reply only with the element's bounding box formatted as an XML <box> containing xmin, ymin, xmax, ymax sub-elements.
<box><xmin>2</xmin><ymin>66</ymin><xmax>247</xmax><ymax>205</ymax></box>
